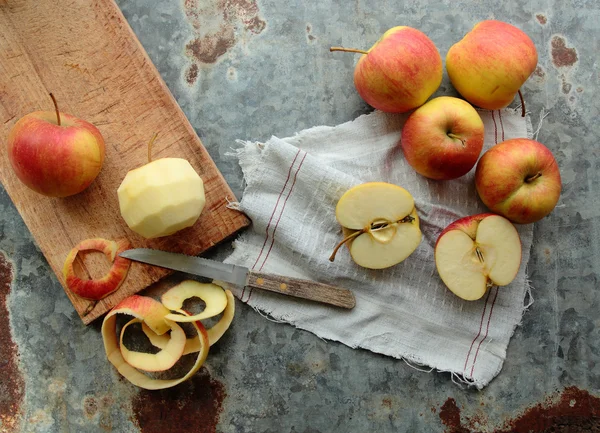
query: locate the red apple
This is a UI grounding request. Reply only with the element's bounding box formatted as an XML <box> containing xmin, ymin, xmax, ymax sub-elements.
<box><xmin>446</xmin><ymin>20</ymin><xmax>538</xmax><ymax>110</ymax></box>
<box><xmin>401</xmin><ymin>96</ymin><xmax>484</xmax><ymax>180</ymax></box>
<box><xmin>330</xmin><ymin>26</ymin><xmax>442</xmax><ymax>113</ymax></box>
<box><xmin>435</xmin><ymin>213</ymin><xmax>522</xmax><ymax>300</ymax></box>
<box><xmin>475</xmin><ymin>138</ymin><xmax>561</xmax><ymax>224</ymax></box>
<box><xmin>7</xmin><ymin>94</ymin><xmax>105</xmax><ymax>197</ymax></box>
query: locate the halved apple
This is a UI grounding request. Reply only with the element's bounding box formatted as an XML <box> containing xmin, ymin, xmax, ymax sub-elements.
<box><xmin>435</xmin><ymin>213</ymin><xmax>522</xmax><ymax>300</ymax></box>
<box><xmin>330</xmin><ymin>182</ymin><xmax>422</xmax><ymax>269</ymax></box>
<box><xmin>63</xmin><ymin>238</ymin><xmax>132</xmax><ymax>300</ymax></box>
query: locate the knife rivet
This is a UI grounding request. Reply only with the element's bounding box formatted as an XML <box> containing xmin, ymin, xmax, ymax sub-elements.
<box><xmin>279</xmin><ymin>283</ymin><xmax>287</xmax><ymax>291</ymax></box>
<box><xmin>256</xmin><ymin>278</ymin><xmax>265</xmax><ymax>285</ymax></box>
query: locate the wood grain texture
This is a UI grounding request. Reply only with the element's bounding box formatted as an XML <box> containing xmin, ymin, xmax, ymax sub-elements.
<box><xmin>0</xmin><ymin>0</ymin><xmax>250</xmax><ymax>324</ymax></box>
<box><xmin>246</xmin><ymin>271</ymin><xmax>356</xmax><ymax>309</ymax></box>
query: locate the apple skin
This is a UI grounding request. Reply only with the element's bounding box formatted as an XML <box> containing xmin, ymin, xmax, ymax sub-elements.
<box><xmin>475</xmin><ymin>138</ymin><xmax>561</xmax><ymax>224</ymax></box>
<box><xmin>7</xmin><ymin>111</ymin><xmax>105</xmax><ymax>197</ymax></box>
<box><xmin>354</xmin><ymin>26</ymin><xmax>443</xmax><ymax>113</ymax></box>
<box><xmin>401</xmin><ymin>96</ymin><xmax>484</xmax><ymax>180</ymax></box>
<box><xmin>446</xmin><ymin>20</ymin><xmax>538</xmax><ymax>110</ymax></box>
<box><xmin>63</xmin><ymin>238</ymin><xmax>132</xmax><ymax>301</ymax></box>
<box><xmin>434</xmin><ymin>213</ymin><xmax>496</xmax><ymax>248</ymax></box>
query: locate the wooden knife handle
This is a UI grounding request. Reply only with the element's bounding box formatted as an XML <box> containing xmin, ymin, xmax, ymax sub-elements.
<box><xmin>245</xmin><ymin>271</ymin><xmax>355</xmax><ymax>309</ymax></box>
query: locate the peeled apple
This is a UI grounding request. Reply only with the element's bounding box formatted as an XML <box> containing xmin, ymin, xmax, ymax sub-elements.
<box><xmin>117</xmin><ymin>158</ymin><xmax>206</xmax><ymax>239</ymax></box>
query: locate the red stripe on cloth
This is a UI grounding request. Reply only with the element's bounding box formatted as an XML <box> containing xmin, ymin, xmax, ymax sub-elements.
<box><xmin>498</xmin><ymin>110</ymin><xmax>505</xmax><ymax>142</ymax></box>
<box><xmin>470</xmin><ymin>286</ymin><xmax>500</xmax><ymax>377</ymax></box>
<box><xmin>463</xmin><ymin>288</ymin><xmax>492</xmax><ymax>375</ymax></box>
<box><xmin>247</xmin><ymin>151</ymin><xmax>307</xmax><ymax>303</ymax></box>
<box><xmin>242</xmin><ymin>149</ymin><xmax>301</xmax><ymax>301</ymax></box>
<box><xmin>491</xmin><ymin>110</ymin><xmax>498</xmax><ymax>144</ymax></box>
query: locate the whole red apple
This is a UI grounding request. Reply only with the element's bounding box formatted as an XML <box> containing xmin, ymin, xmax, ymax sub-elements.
<box><xmin>475</xmin><ymin>138</ymin><xmax>561</xmax><ymax>224</ymax></box>
<box><xmin>330</xmin><ymin>26</ymin><xmax>442</xmax><ymax>113</ymax></box>
<box><xmin>401</xmin><ymin>96</ymin><xmax>484</xmax><ymax>180</ymax></box>
<box><xmin>7</xmin><ymin>95</ymin><xmax>105</xmax><ymax>197</ymax></box>
<box><xmin>446</xmin><ymin>20</ymin><xmax>538</xmax><ymax>110</ymax></box>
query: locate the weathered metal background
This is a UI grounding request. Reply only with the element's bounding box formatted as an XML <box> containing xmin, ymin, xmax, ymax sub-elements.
<box><xmin>1</xmin><ymin>0</ymin><xmax>599</xmax><ymax>431</ymax></box>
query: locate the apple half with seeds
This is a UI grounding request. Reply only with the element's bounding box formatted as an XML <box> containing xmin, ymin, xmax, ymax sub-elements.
<box><xmin>435</xmin><ymin>213</ymin><xmax>522</xmax><ymax>300</ymax></box>
<box><xmin>330</xmin><ymin>182</ymin><xmax>422</xmax><ymax>269</ymax></box>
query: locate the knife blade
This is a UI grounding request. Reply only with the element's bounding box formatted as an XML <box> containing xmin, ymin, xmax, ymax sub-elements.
<box><xmin>120</xmin><ymin>248</ymin><xmax>355</xmax><ymax>309</ymax></box>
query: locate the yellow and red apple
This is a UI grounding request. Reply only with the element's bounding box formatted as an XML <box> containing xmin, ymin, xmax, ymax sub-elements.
<box><xmin>446</xmin><ymin>20</ymin><xmax>538</xmax><ymax>110</ymax></box>
<box><xmin>330</xmin><ymin>26</ymin><xmax>442</xmax><ymax>113</ymax></box>
<box><xmin>435</xmin><ymin>213</ymin><xmax>522</xmax><ymax>300</ymax></box>
<box><xmin>7</xmin><ymin>95</ymin><xmax>105</xmax><ymax>197</ymax></box>
<box><xmin>400</xmin><ymin>96</ymin><xmax>484</xmax><ymax>180</ymax></box>
<box><xmin>475</xmin><ymin>138</ymin><xmax>562</xmax><ymax>224</ymax></box>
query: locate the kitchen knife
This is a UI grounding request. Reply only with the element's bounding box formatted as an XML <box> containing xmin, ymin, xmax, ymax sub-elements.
<box><xmin>120</xmin><ymin>248</ymin><xmax>355</xmax><ymax>309</ymax></box>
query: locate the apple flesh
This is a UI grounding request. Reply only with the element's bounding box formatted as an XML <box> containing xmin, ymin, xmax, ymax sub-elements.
<box><xmin>446</xmin><ymin>20</ymin><xmax>538</xmax><ymax>110</ymax></box>
<box><xmin>435</xmin><ymin>214</ymin><xmax>522</xmax><ymax>300</ymax></box>
<box><xmin>331</xmin><ymin>26</ymin><xmax>442</xmax><ymax>113</ymax></box>
<box><xmin>401</xmin><ymin>96</ymin><xmax>484</xmax><ymax>180</ymax></box>
<box><xmin>475</xmin><ymin>138</ymin><xmax>562</xmax><ymax>224</ymax></box>
<box><xmin>331</xmin><ymin>182</ymin><xmax>422</xmax><ymax>269</ymax></box>
<box><xmin>62</xmin><ymin>238</ymin><xmax>132</xmax><ymax>300</ymax></box>
<box><xmin>117</xmin><ymin>157</ymin><xmax>206</xmax><ymax>239</ymax></box>
<box><xmin>8</xmin><ymin>108</ymin><xmax>105</xmax><ymax>197</ymax></box>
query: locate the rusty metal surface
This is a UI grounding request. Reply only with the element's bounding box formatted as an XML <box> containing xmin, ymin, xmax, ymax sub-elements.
<box><xmin>1</xmin><ymin>0</ymin><xmax>599</xmax><ymax>432</ymax></box>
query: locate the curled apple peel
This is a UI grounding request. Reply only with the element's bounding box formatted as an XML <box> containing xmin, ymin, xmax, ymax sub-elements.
<box><xmin>120</xmin><ymin>318</ymin><xmax>186</xmax><ymax>372</ymax></box>
<box><xmin>101</xmin><ymin>282</ymin><xmax>234</xmax><ymax>389</ymax></box>
<box><xmin>102</xmin><ymin>295</ymin><xmax>210</xmax><ymax>390</ymax></box>
<box><xmin>63</xmin><ymin>238</ymin><xmax>131</xmax><ymax>300</ymax></box>
<box><xmin>161</xmin><ymin>281</ymin><xmax>228</xmax><ymax>323</ymax></box>
<box><xmin>142</xmin><ymin>289</ymin><xmax>235</xmax><ymax>351</ymax></box>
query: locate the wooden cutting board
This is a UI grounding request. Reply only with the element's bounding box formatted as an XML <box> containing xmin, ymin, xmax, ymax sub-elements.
<box><xmin>0</xmin><ymin>0</ymin><xmax>250</xmax><ymax>324</ymax></box>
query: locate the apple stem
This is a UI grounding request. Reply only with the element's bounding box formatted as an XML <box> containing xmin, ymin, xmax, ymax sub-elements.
<box><xmin>147</xmin><ymin>132</ymin><xmax>159</xmax><ymax>163</ymax></box>
<box><xmin>49</xmin><ymin>93</ymin><xmax>61</xmax><ymax>126</ymax></box>
<box><xmin>447</xmin><ymin>133</ymin><xmax>466</xmax><ymax>146</ymax></box>
<box><xmin>329</xmin><ymin>47</ymin><xmax>369</xmax><ymax>55</ymax></box>
<box><xmin>518</xmin><ymin>89</ymin><xmax>525</xmax><ymax>118</ymax></box>
<box><xmin>329</xmin><ymin>230</ymin><xmax>365</xmax><ymax>262</ymax></box>
<box><xmin>525</xmin><ymin>172</ymin><xmax>542</xmax><ymax>183</ymax></box>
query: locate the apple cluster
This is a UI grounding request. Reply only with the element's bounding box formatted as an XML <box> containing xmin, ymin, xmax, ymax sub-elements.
<box><xmin>331</xmin><ymin>20</ymin><xmax>562</xmax><ymax>300</ymax></box>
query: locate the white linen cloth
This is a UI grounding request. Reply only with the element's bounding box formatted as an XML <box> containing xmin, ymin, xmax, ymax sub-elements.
<box><xmin>223</xmin><ymin>108</ymin><xmax>533</xmax><ymax>388</ymax></box>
